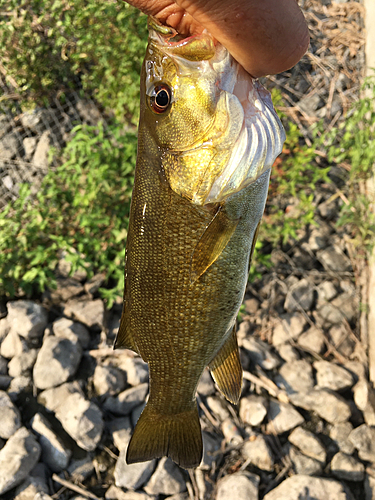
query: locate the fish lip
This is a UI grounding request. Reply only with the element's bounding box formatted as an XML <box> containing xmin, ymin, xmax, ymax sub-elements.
<box><xmin>148</xmin><ymin>17</ymin><xmax>215</xmax><ymax>60</ymax></box>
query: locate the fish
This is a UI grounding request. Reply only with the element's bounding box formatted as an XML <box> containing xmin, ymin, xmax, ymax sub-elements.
<box><xmin>114</xmin><ymin>17</ymin><xmax>285</xmax><ymax>469</ymax></box>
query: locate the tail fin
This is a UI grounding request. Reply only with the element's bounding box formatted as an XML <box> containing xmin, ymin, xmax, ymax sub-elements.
<box><xmin>126</xmin><ymin>403</ymin><xmax>202</xmax><ymax>469</ymax></box>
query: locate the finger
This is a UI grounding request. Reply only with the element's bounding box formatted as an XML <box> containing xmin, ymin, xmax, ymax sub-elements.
<box><xmin>174</xmin><ymin>0</ymin><xmax>310</xmax><ymax>77</ymax></box>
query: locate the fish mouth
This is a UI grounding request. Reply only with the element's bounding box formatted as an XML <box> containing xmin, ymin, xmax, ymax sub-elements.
<box><xmin>148</xmin><ymin>17</ymin><xmax>216</xmax><ymax>62</ymax></box>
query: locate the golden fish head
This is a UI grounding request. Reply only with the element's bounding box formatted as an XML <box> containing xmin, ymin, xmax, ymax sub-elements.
<box><xmin>143</xmin><ymin>17</ymin><xmax>286</xmax><ymax>206</ymax></box>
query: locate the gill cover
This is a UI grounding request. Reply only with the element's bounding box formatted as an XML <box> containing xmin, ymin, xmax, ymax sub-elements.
<box><xmin>145</xmin><ymin>18</ymin><xmax>286</xmax><ymax>206</ymax></box>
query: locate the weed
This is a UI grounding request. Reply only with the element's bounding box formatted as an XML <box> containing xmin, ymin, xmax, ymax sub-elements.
<box><xmin>0</xmin><ymin>0</ymin><xmax>147</xmax><ymax>124</ymax></box>
<box><xmin>0</xmin><ymin>123</ymin><xmax>136</xmax><ymax>307</ymax></box>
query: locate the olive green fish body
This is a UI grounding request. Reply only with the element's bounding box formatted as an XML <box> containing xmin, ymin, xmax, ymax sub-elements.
<box><xmin>115</xmin><ymin>18</ymin><xmax>285</xmax><ymax>469</ymax></box>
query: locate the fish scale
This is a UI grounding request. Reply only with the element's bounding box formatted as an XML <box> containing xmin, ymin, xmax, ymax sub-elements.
<box><xmin>114</xmin><ymin>17</ymin><xmax>285</xmax><ymax>469</ymax></box>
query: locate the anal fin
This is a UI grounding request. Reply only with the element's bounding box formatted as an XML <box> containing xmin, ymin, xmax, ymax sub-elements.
<box><xmin>209</xmin><ymin>326</ymin><xmax>242</xmax><ymax>404</ymax></box>
<box><xmin>114</xmin><ymin>310</ymin><xmax>139</xmax><ymax>354</ymax></box>
<box><xmin>190</xmin><ymin>207</ymin><xmax>239</xmax><ymax>283</ymax></box>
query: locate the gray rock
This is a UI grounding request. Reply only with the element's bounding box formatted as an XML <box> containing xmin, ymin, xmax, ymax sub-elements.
<box><xmin>206</xmin><ymin>396</ymin><xmax>230</xmax><ymax>421</ymax></box>
<box><xmin>108</xmin><ymin>314</ymin><xmax>121</xmax><ymax>342</ymax></box>
<box><xmin>317</xmin><ymin>281</ymin><xmax>338</xmax><ymax>302</ymax></box>
<box><xmin>244</xmin><ymin>298</ymin><xmax>260</xmax><ymax>314</ymax></box>
<box><xmin>330</xmin><ymin>293</ymin><xmax>357</xmax><ymax>324</ymax></box>
<box><xmin>107</xmin><ymin>417</ymin><xmax>132</xmax><ymax>451</ymax></box>
<box><xmin>242</xmin><ymin>434</ymin><xmax>274</xmax><ymax>471</ymax></box>
<box><xmin>331</xmin><ymin>452</ymin><xmax>364</xmax><ymax>481</ymax></box>
<box><xmin>297</xmin><ymin>326</ymin><xmax>326</xmax><ymax>354</ymax></box>
<box><xmin>241</xmin><ymin>337</ymin><xmax>281</xmax><ymax>370</ymax></box>
<box><xmin>272</xmin><ymin>312</ymin><xmax>307</xmax><ymax>345</ymax></box>
<box><xmin>365</xmin><ymin>474</ymin><xmax>375</xmax><ymax>500</ymax></box>
<box><xmin>165</xmin><ymin>495</ymin><xmax>189</xmax><ymax>500</ymax></box>
<box><xmin>353</xmin><ymin>378</ymin><xmax>375</xmax><ymax>426</ymax></box>
<box><xmin>289</xmin><ymin>446</ymin><xmax>323</xmax><ymax>475</ymax></box>
<box><xmin>216</xmin><ymin>471</ymin><xmax>259</xmax><ymax>500</ymax></box>
<box><xmin>84</xmin><ymin>273</ymin><xmax>106</xmax><ymax>295</ymax></box>
<box><xmin>48</xmin><ymin>278</ymin><xmax>84</xmax><ymax>302</ymax></box>
<box><xmin>56</xmin><ymin>251</ymin><xmax>88</xmax><ymax>281</ymax></box>
<box><xmin>197</xmin><ymin>369</ymin><xmax>215</xmax><ymax>397</ymax></box>
<box><xmin>275</xmin><ymin>359</ymin><xmax>314</xmax><ymax>394</ymax></box>
<box><xmin>119</xmin><ymin>357</ymin><xmax>149</xmax><ymax>386</ymax></box>
<box><xmin>0</xmin><ymin>390</ymin><xmax>22</xmax><ymax>439</ymax></box>
<box><xmin>52</xmin><ymin>317</ymin><xmax>90</xmax><ymax>349</ymax></box>
<box><xmin>38</xmin><ymin>381</ymin><xmax>82</xmax><ymax>412</ymax></box>
<box><xmin>267</xmin><ymin>400</ymin><xmax>304</xmax><ymax>434</ymax></box>
<box><xmin>344</xmin><ymin>360</ymin><xmax>366</xmax><ymax>380</ymax></box>
<box><xmin>13</xmin><ymin>476</ymin><xmax>50</xmax><ymax>500</ymax></box>
<box><xmin>54</xmin><ymin>392</ymin><xmax>103</xmax><ymax>451</ymax></box>
<box><xmin>308</xmin><ymin>228</ymin><xmax>329</xmax><ymax>251</ymax></box>
<box><xmin>93</xmin><ymin>364</ymin><xmax>126</xmax><ymax>397</ymax></box>
<box><xmin>76</xmin><ymin>99</ymin><xmax>102</xmax><ymax>124</ymax></box>
<box><xmin>63</xmin><ymin>299</ymin><xmax>104</xmax><ymax>330</ymax></box>
<box><xmin>290</xmin><ymin>389</ymin><xmax>351</xmax><ymax>424</ymax></box>
<box><xmin>314</xmin><ymin>360</ymin><xmax>355</xmax><ymax>391</ymax></box>
<box><xmin>104</xmin><ymin>384</ymin><xmax>149</xmax><ymax>416</ymax></box>
<box><xmin>32</xmin><ymin>131</ymin><xmax>51</xmax><ymax>170</ymax></box>
<box><xmin>7</xmin><ymin>300</ymin><xmax>48</xmax><ymax>340</ymax></box>
<box><xmin>199</xmin><ymin>432</ymin><xmax>221</xmax><ymax>470</ymax></box>
<box><xmin>277</xmin><ymin>344</ymin><xmax>300</xmax><ymax>362</ymax></box>
<box><xmin>132</xmin><ymin>403</ymin><xmax>146</xmax><ymax>427</ymax></box>
<box><xmin>0</xmin><ymin>132</ymin><xmax>22</xmax><ymax>160</ymax></box>
<box><xmin>20</xmin><ymin>109</ymin><xmax>53</xmax><ymax>133</ymax></box>
<box><xmin>263</xmin><ymin>475</ymin><xmax>354</xmax><ymax>500</ymax></box>
<box><xmin>31</xmin><ymin>412</ymin><xmax>72</xmax><ymax>472</ymax></box>
<box><xmin>330</xmin><ymin>422</ymin><xmax>355</xmax><ymax>455</ymax></box>
<box><xmin>67</xmin><ymin>455</ymin><xmax>95</xmax><ymax>482</ymax></box>
<box><xmin>29</xmin><ymin>462</ymin><xmax>50</xmax><ymax>491</ymax></box>
<box><xmin>328</xmin><ymin>325</ymin><xmax>355</xmax><ymax>357</ymax></box>
<box><xmin>0</xmin><ymin>427</ymin><xmax>41</xmax><ymax>495</ymax></box>
<box><xmin>222</xmin><ymin>417</ymin><xmax>243</xmax><ymax>445</ymax></box>
<box><xmin>239</xmin><ymin>395</ymin><xmax>268</xmax><ymax>426</ymax></box>
<box><xmin>349</xmin><ymin>424</ymin><xmax>375</xmax><ymax>462</ymax></box>
<box><xmin>144</xmin><ymin>457</ymin><xmax>186</xmax><ymax>495</ymax></box>
<box><xmin>33</xmin><ymin>336</ymin><xmax>82</xmax><ymax>389</ymax></box>
<box><xmin>23</xmin><ymin>137</ymin><xmax>38</xmax><ymax>158</ymax></box>
<box><xmin>284</xmin><ymin>279</ymin><xmax>314</xmax><ymax>312</ymax></box>
<box><xmin>8</xmin><ymin>349</ymin><xmax>38</xmax><ymax>377</ymax></box>
<box><xmin>288</xmin><ymin>426</ymin><xmax>326</xmax><ymax>463</ymax></box>
<box><xmin>114</xmin><ymin>448</ymin><xmax>156</xmax><ymax>489</ymax></box>
<box><xmin>105</xmin><ymin>485</ymin><xmax>153</xmax><ymax>500</ymax></box>
<box><xmin>317</xmin><ymin>245</ymin><xmax>351</xmax><ymax>273</ymax></box>
<box><xmin>315</xmin><ymin>303</ymin><xmax>345</xmax><ymax>327</ymax></box>
<box><xmin>0</xmin><ymin>317</ymin><xmax>10</xmax><ymax>342</ymax></box>
<box><xmin>1</xmin><ymin>330</ymin><xmax>27</xmax><ymax>359</ymax></box>
<box><xmin>0</xmin><ymin>116</ymin><xmax>11</xmax><ymax>140</ymax></box>
<box><xmin>8</xmin><ymin>376</ymin><xmax>32</xmax><ymax>401</ymax></box>
<box><xmin>0</xmin><ymin>375</ymin><xmax>11</xmax><ymax>390</ymax></box>
<box><xmin>0</xmin><ymin>355</ymin><xmax>8</xmax><ymax>375</ymax></box>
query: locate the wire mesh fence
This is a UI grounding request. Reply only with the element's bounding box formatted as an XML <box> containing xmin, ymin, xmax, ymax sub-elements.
<box><xmin>0</xmin><ymin>77</ymin><xmax>108</xmax><ymax>210</ymax></box>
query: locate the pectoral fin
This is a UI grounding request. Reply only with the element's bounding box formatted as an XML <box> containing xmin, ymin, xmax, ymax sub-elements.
<box><xmin>209</xmin><ymin>326</ymin><xmax>242</xmax><ymax>404</ymax></box>
<box><xmin>190</xmin><ymin>208</ymin><xmax>239</xmax><ymax>283</ymax></box>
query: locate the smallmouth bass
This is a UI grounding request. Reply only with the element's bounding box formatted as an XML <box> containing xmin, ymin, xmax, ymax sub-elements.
<box><xmin>115</xmin><ymin>17</ymin><xmax>285</xmax><ymax>469</ymax></box>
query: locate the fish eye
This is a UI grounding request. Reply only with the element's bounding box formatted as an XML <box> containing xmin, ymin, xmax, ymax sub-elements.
<box><xmin>150</xmin><ymin>84</ymin><xmax>172</xmax><ymax>114</ymax></box>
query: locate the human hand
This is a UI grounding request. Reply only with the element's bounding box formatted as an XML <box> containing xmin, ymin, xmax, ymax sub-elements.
<box><xmin>123</xmin><ymin>0</ymin><xmax>309</xmax><ymax>78</ymax></box>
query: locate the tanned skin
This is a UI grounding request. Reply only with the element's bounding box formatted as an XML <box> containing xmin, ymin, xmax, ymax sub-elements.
<box><xmin>123</xmin><ymin>0</ymin><xmax>309</xmax><ymax>77</ymax></box>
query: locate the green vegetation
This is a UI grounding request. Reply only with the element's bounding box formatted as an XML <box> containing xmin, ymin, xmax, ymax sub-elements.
<box><xmin>0</xmin><ymin>1</ymin><xmax>374</xmax><ymax>305</ymax></box>
<box><xmin>0</xmin><ymin>124</ymin><xmax>137</xmax><ymax>307</ymax></box>
<box><xmin>0</xmin><ymin>0</ymin><xmax>147</xmax><ymax>123</ymax></box>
